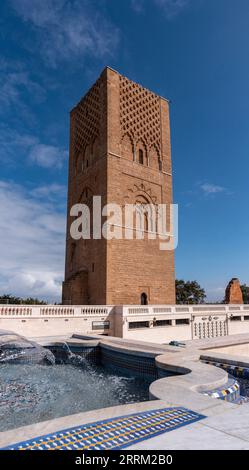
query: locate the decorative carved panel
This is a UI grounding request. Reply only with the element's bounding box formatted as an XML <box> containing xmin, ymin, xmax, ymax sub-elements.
<box><xmin>119</xmin><ymin>75</ymin><xmax>161</xmax><ymax>156</ymax></box>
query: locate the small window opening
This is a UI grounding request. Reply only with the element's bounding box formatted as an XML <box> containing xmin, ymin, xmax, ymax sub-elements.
<box><xmin>141</xmin><ymin>292</ymin><xmax>148</xmax><ymax>305</ymax></box>
<box><xmin>139</xmin><ymin>149</ymin><xmax>144</xmax><ymax>165</ymax></box>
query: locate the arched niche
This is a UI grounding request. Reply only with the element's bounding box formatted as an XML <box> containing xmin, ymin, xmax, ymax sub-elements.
<box><xmin>136</xmin><ymin>140</ymin><xmax>148</xmax><ymax>166</ymax></box>
<box><xmin>121</xmin><ymin>133</ymin><xmax>134</xmax><ymax>161</ymax></box>
<box><xmin>149</xmin><ymin>145</ymin><xmax>161</xmax><ymax>170</ymax></box>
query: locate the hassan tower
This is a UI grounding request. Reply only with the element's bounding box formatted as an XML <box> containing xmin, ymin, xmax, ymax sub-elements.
<box><xmin>62</xmin><ymin>67</ymin><xmax>176</xmax><ymax>305</ymax></box>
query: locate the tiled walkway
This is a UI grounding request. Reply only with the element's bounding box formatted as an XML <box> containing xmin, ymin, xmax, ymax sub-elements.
<box><xmin>3</xmin><ymin>407</ymin><xmax>205</xmax><ymax>450</ymax></box>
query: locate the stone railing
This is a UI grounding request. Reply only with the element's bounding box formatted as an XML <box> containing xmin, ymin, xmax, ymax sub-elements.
<box><xmin>1</xmin><ymin>303</ymin><xmax>247</xmax><ymax>318</ymax></box>
<box><xmin>1</xmin><ymin>303</ymin><xmax>249</xmax><ymax>341</ymax></box>
<box><xmin>0</xmin><ymin>305</ymin><xmax>113</xmax><ymax>318</ymax></box>
<box><xmin>121</xmin><ymin>304</ymin><xmax>249</xmax><ymax>340</ymax></box>
<box><xmin>0</xmin><ymin>306</ymin><xmax>33</xmax><ymax>316</ymax></box>
<box><xmin>123</xmin><ymin>304</ymin><xmax>248</xmax><ymax>316</ymax></box>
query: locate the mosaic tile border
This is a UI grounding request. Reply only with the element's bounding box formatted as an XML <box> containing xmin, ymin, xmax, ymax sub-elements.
<box><xmin>202</xmin><ymin>379</ymin><xmax>240</xmax><ymax>402</ymax></box>
<box><xmin>203</xmin><ymin>360</ymin><xmax>249</xmax><ymax>379</ymax></box>
<box><xmin>3</xmin><ymin>407</ymin><xmax>206</xmax><ymax>451</ymax></box>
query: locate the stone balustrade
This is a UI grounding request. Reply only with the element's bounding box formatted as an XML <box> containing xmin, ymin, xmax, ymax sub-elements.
<box><xmin>1</xmin><ymin>303</ymin><xmax>249</xmax><ymax>341</ymax></box>
<box><xmin>0</xmin><ymin>305</ymin><xmax>113</xmax><ymax>318</ymax></box>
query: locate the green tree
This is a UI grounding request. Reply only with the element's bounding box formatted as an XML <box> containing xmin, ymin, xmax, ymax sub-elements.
<box><xmin>241</xmin><ymin>284</ymin><xmax>249</xmax><ymax>304</ymax></box>
<box><xmin>0</xmin><ymin>294</ymin><xmax>47</xmax><ymax>305</ymax></box>
<box><xmin>175</xmin><ymin>280</ymin><xmax>206</xmax><ymax>305</ymax></box>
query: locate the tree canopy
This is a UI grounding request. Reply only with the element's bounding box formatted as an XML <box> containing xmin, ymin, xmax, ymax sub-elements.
<box><xmin>0</xmin><ymin>294</ymin><xmax>47</xmax><ymax>305</ymax></box>
<box><xmin>241</xmin><ymin>284</ymin><xmax>249</xmax><ymax>304</ymax></box>
<box><xmin>175</xmin><ymin>279</ymin><xmax>206</xmax><ymax>305</ymax></box>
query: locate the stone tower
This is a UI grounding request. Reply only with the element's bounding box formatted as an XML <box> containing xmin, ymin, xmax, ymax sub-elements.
<box><xmin>225</xmin><ymin>278</ymin><xmax>243</xmax><ymax>304</ymax></box>
<box><xmin>62</xmin><ymin>67</ymin><xmax>175</xmax><ymax>305</ymax></box>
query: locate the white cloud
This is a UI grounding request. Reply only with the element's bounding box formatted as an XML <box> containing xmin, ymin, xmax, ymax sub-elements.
<box><xmin>5</xmin><ymin>273</ymin><xmax>62</xmax><ymax>300</ymax></box>
<box><xmin>11</xmin><ymin>0</ymin><xmax>119</xmax><ymax>67</ymax></box>
<box><xmin>154</xmin><ymin>0</ymin><xmax>190</xmax><ymax>18</ymax></box>
<box><xmin>29</xmin><ymin>143</ymin><xmax>67</xmax><ymax>168</ymax></box>
<box><xmin>200</xmin><ymin>183</ymin><xmax>227</xmax><ymax>195</ymax></box>
<box><xmin>0</xmin><ymin>59</ymin><xmax>46</xmax><ymax>118</ymax></box>
<box><xmin>0</xmin><ymin>181</ymin><xmax>66</xmax><ymax>302</ymax></box>
<box><xmin>0</xmin><ymin>125</ymin><xmax>67</xmax><ymax>169</ymax></box>
<box><xmin>31</xmin><ymin>183</ymin><xmax>67</xmax><ymax>201</ymax></box>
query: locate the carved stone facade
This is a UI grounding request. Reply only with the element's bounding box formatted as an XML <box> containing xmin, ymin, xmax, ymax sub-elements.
<box><xmin>225</xmin><ymin>278</ymin><xmax>243</xmax><ymax>304</ymax></box>
<box><xmin>62</xmin><ymin>67</ymin><xmax>175</xmax><ymax>305</ymax></box>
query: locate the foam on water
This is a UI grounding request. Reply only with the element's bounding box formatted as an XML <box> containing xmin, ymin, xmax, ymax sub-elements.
<box><xmin>0</xmin><ymin>362</ymin><xmax>150</xmax><ymax>432</ymax></box>
<box><xmin>0</xmin><ymin>332</ymin><xmax>151</xmax><ymax>431</ymax></box>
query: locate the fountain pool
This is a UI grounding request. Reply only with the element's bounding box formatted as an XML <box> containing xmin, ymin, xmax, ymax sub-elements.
<box><xmin>0</xmin><ymin>362</ymin><xmax>151</xmax><ymax>432</ymax></box>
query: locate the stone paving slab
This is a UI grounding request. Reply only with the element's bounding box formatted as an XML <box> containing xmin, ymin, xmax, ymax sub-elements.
<box><xmin>129</xmin><ymin>421</ymin><xmax>249</xmax><ymax>450</ymax></box>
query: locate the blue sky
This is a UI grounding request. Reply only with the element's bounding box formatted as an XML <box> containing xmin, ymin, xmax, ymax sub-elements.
<box><xmin>0</xmin><ymin>0</ymin><xmax>248</xmax><ymax>302</ymax></box>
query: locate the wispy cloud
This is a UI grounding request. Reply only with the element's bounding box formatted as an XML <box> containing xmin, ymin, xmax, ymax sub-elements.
<box><xmin>0</xmin><ymin>125</ymin><xmax>67</xmax><ymax>169</ymax></box>
<box><xmin>10</xmin><ymin>0</ymin><xmax>120</xmax><ymax>67</ymax></box>
<box><xmin>30</xmin><ymin>183</ymin><xmax>67</xmax><ymax>202</ymax></box>
<box><xmin>29</xmin><ymin>143</ymin><xmax>67</xmax><ymax>169</ymax></box>
<box><xmin>199</xmin><ymin>183</ymin><xmax>228</xmax><ymax>196</ymax></box>
<box><xmin>132</xmin><ymin>0</ymin><xmax>190</xmax><ymax>18</ymax></box>
<box><xmin>0</xmin><ymin>58</ymin><xmax>46</xmax><ymax>121</ymax></box>
<box><xmin>131</xmin><ymin>0</ymin><xmax>144</xmax><ymax>13</ymax></box>
<box><xmin>0</xmin><ymin>180</ymin><xmax>66</xmax><ymax>301</ymax></box>
<box><xmin>154</xmin><ymin>0</ymin><xmax>190</xmax><ymax>18</ymax></box>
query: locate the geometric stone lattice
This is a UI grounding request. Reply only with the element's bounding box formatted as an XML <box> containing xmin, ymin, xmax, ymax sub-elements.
<box><xmin>73</xmin><ymin>79</ymin><xmax>100</xmax><ymax>156</ymax></box>
<box><xmin>120</xmin><ymin>75</ymin><xmax>161</xmax><ymax>155</ymax></box>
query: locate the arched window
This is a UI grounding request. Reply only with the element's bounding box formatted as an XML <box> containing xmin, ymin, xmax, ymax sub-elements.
<box><xmin>141</xmin><ymin>292</ymin><xmax>148</xmax><ymax>305</ymax></box>
<box><xmin>139</xmin><ymin>149</ymin><xmax>144</xmax><ymax>165</ymax></box>
<box><xmin>135</xmin><ymin>197</ymin><xmax>156</xmax><ymax>237</ymax></box>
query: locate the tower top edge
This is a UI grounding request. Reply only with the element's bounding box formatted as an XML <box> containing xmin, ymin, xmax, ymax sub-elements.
<box><xmin>70</xmin><ymin>66</ymin><xmax>170</xmax><ymax>114</ymax></box>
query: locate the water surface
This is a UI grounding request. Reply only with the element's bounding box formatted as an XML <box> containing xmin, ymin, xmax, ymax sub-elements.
<box><xmin>0</xmin><ymin>363</ymin><xmax>150</xmax><ymax>431</ymax></box>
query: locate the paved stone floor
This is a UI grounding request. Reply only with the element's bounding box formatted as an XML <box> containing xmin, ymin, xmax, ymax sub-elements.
<box><xmin>130</xmin><ymin>405</ymin><xmax>249</xmax><ymax>450</ymax></box>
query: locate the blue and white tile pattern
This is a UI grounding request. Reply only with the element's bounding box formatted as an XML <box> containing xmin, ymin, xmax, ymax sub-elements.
<box><xmin>3</xmin><ymin>407</ymin><xmax>205</xmax><ymax>450</ymax></box>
